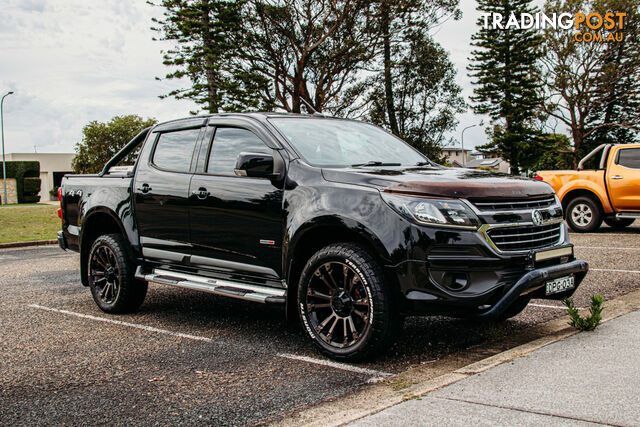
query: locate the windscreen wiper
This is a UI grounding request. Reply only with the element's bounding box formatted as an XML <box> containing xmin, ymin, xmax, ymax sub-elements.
<box><xmin>351</xmin><ymin>161</ymin><xmax>402</xmax><ymax>167</ymax></box>
<box><xmin>415</xmin><ymin>161</ymin><xmax>432</xmax><ymax>166</ymax></box>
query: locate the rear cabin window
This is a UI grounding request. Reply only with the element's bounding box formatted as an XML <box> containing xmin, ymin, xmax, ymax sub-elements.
<box><xmin>152</xmin><ymin>129</ymin><xmax>200</xmax><ymax>172</ymax></box>
<box><xmin>617</xmin><ymin>148</ymin><xmax>640</xmax><ymax>169</ymax></box>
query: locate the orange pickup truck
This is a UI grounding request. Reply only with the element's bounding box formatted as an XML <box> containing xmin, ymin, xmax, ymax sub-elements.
<box><xmin>537</xmin><ymin>143</ymin><xmax>640</xmax><ymax>232</ymax></box>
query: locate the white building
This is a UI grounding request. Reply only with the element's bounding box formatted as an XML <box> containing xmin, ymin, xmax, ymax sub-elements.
<box><xmin>5</xmin><ymin>153</ymin><xmax>75</xmax><ymax>200</ymax></box>
<box><xmin>442</xmin><ymin>147</ymin><xmax>475</xmax><ymax>167</ymax></box>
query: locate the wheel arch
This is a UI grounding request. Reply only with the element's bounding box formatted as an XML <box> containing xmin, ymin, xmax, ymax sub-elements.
<box><xmin>561</xmin><ymin>188</ymin><xmax>605</xmax><ymax>216</ymax></box>
<box><xmin>284</xmin><ymin>217</ymin><xmax>398</xmax><ymax>322</ymax></box>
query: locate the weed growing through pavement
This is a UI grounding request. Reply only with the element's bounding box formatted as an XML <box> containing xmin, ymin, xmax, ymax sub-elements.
<box><xmin>563</xmin><ymin>294</ymin><xmax>604</xmax><ymax>331</ymax></box>
<box><xmin>387</xmin><ymin>377</ymin><xmax>416</xmax><ymax>391</ymax></box>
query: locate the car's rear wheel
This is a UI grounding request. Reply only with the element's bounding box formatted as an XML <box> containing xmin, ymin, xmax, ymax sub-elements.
<box><xmin>88</xmin><ymin>234</ymin><xmax>147</xmax><ymax>313</ymax></box>
<box><xmin>603</xmin><ymin>217</ymin><xmax>635</xmax><ymax>229</ymax></box>
<box><xmin>566</xmin><ymin>197</ymin><xmax>602</xmax><ymax>232</ymax></box>
<box><xmin>297</xmin><ymin>243</ymin><xmax>399</xmax><ymax>361</ymax></box>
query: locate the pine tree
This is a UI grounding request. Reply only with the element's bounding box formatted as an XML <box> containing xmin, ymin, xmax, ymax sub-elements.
<box><xmin>347</xmin><ymin>0</ymin><xmax>464</xmax><ymax>161</ymax></box>
<box><xmin>585</xmin><ymin>0</ymin><xmax>640</xmax><ymax>150</ymax></box>
<box><xmin>150</xmin><ymin>0</ymin><xmax>264</xmax><ymax>113</ymax></box>
<box><xmin>468</xmin><ymin>0</ymin><xmax>543</xmax><ymax>174</ymax></box>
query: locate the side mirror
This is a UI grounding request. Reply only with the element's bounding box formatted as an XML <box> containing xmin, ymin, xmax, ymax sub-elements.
<box><xmin>234</xmin><ymin>152</ymin><xmax>274</xmax><ymax>178</ymax></box>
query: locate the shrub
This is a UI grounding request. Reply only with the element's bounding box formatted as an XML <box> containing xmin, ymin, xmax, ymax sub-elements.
<box><xmin>4</xmin><ymin>161</ymin><xmax>40</xmax><ymax>203</ymax></box>
<box><xmin>22</xmin><ymin>177</ymin><xmax>41</xmax><ymax>203</ymax></box>
<box><xmin>563</xmin><ymin>294</ymin><xmax>604</xmax><ymax>331</ymax></box>
<box><xmin>50</xmin><ymin>186</ymin><xmax>59</xmax><ymax>199</ymax></box>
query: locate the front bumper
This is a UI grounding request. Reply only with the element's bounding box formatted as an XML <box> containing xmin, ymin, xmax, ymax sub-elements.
<box><xmin>471</xmin><ymin>259</ymin><xmax>588</xmax><ymax>320</ymax></box>
<box><xmin>397</xmin><ymin>257</ymin><xmax>588</xmax><ymax>319</ymax></box>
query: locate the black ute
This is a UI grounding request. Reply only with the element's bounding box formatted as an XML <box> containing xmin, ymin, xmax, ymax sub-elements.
<box><xmin>58</xmin><ymin>113</ymin><xmax>588</xmax><ymax>361</ymax></box>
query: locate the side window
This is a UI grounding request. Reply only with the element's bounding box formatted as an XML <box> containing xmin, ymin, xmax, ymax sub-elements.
<box><xmin>152</xmin><ymin>128</ymin><xmax>200</xmax><ymax>172</ymax></box>
<box><xmin>617</xmin><ymin>148</ymin><xmax>640</xmax><ymax>169</ymax></box>
<box><xmin>207</xmin><ymin>127</ymin><xmax>270</xmax><ymax>175</ymax></box>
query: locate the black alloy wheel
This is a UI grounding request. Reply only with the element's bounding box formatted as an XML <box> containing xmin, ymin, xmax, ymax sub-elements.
<box><xmin>305</xmin><ymin>261</ymin><xmax>372</xmax><ymax>348</ymax></box>
<box><xmin>88</xmin><ymin>234</ymin><xmax>147</xmax><ymax>313</ymax></box>
<box><xmin>298</xmin><ymin>243</ymin><xmax>399</xmax><ymax>361</ymax></box>
<box><xmin>90</xmin><ymin>244</ymin><xmax>121</xmax><ymax>305</ymax></box>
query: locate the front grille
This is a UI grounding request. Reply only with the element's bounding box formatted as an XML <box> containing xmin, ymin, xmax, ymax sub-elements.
<box><xmin>486</xmin><ymin>223</ymin><xmax>561</xmax><ymax>252</ymax></box>
<box><xmin>471</xmin><ymin>195</ymin><xmax>556</xmax><ymax>211</ymax></box>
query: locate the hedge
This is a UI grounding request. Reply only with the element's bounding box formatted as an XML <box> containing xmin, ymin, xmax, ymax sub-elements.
<box><xmin>22</xmin><ymin>177</ymin><xmax>41</xmax><ymax>203</ymax></box>
<box><xmin>3</xmin><ymin>161</ymin><xmax>40</xmax><ymax>203</ymax></box>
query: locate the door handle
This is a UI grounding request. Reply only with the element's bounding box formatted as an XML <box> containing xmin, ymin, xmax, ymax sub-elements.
<box><xmin>611</xmin><ymin>176</ymin><xmax>624</xmax><ymax>180</ymax></box>
<box><xmin>137</xmin><ymin>183</ymin><xmax>152</xmax><ymax>193</ymax></box>
<box><xmin>192</xmin><ymin>187</ymin><xmax>210</xmax><ymax>199</ymax></box>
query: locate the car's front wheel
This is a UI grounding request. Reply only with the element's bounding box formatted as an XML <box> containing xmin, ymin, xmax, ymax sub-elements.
<box><xmin>297</xmin><ymin>243</ymin><xmax>399</xmax><ymax>361</ymax></box>
<box><xmin>88</xmin><ymin>234</ymin><xmax>147</xmax><ymax>313</ymax></box>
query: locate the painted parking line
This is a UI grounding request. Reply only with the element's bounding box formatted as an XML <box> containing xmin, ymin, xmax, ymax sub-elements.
<box><xmin>27</xmin><ymin>304</ymin><xmax>389</xmax><ymax>379</ymax></box>
<box><xmin>278</xmin><ymin>353</ymin><xmax>392</xmax><ymax>379</ymax></box>
<box><xmin>575</xmin><ymin>246</ymin><xmax>640</xmax><ymax>251</ymax></box>
<box><xmin>529</xmin><ymin>303</ymin><xmax>567</xmax><ymax>310</ymax></box>
<box><xmin>590</xmin><ymin>268</ymin><xmax>640</xmax><ymax>274</ymax></box>
<box><xmin>27</xmin><ymin>304</ymin><xmax>216</xmax><ymax>343</ymax></box>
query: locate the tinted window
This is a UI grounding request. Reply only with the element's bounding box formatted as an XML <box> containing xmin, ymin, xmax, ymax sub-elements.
<box><xmin>152</xmin><ymin>129</ymin><xmax>200</xmax><ymax>172</ymax></box>
<box><xmin>207</xmin><ymin>127</ymin><xmax>269</xmax><ymax>175</ymax></box>
<box><xmin>617</xmin><ymin>148</ymin><xmax>640</xmax><ymax>169</ymax></box>
<box><xmin>269</xmin><ymin>118</ymin><xmax>427</xmax><ymax>167</ymax></box>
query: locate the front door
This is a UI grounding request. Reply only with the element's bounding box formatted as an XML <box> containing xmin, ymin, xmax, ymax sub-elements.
<box><xmin>608</xmin><ymin>147</ymin><xmax>640</xmax><ymax>211</ymax></box>
<box><xmin>133</xmin><ymin>126</ymin><xmax>202</xmax><ymax>262</ymax></box>
<box><xmin>189</xmin><ymin>125</ymin><xmax>284</xmax><ymax>280</ymax></box>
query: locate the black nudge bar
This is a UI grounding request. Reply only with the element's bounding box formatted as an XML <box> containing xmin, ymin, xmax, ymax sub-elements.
<box><xmin>473</xmin><ymin>260</ymin><xmax>589</xmax><ymax>320</ymax></box>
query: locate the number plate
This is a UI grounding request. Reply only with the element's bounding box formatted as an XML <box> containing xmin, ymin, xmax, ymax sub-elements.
<box><xmin>545</xmin><ymin>275</ymin><xmax>575</xmax><ymax>295</ymax></box>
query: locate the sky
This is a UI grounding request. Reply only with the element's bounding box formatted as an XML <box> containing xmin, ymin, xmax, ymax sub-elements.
<box><xmin>1</xmin><ymin>0</ymin><xmax>500</xmax><ymax>155</ymax></box>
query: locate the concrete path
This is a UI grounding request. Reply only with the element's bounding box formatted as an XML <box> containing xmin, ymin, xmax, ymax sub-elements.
<box><xmin>353</xmin><ymin>311</ymin><xmax>640</xmax><ymax>426</ymax></box>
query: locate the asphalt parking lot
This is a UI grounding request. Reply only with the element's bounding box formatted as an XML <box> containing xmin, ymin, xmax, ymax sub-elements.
<box><xmin>1</xmin><ymin>224</ymin><xmax>639</xmax><ymax>425</ymax></box>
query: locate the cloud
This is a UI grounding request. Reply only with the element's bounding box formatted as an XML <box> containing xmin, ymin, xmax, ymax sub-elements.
<box><xmin>0</xmin><ymin>0</ymin><xmax>197</xmax><ymax>154</ymax></box>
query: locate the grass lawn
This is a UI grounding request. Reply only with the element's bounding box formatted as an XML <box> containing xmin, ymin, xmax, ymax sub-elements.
<box><xmin>0</xmin><ymin>204</ymin><xmax>61</xmax><ymax>244</ymax></box>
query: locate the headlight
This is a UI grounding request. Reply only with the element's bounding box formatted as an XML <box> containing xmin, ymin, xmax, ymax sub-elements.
<box><xmin>381</xmin><ymin>193</ymin><xmax>480</xmax><ymax>229</ymax></box>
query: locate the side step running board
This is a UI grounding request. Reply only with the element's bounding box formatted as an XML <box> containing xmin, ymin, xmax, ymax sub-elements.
<box><xmin>136</xmin><ymin>268</ymin><xmax>286</xmax><ymax>305</ymax></box>
<box><xmin>616</xmin><ymin>212</ymin><xmax>640</xmax><ymax>219</ymax></box>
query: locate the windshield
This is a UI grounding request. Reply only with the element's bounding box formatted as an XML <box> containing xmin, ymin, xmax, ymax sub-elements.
<box><xmin>268</xmin><ymin>117</ymin><xmax>429</xmax><ymax>167</ymax></box>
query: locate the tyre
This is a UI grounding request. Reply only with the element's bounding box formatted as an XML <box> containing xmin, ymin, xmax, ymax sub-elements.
<box><xmin>496</xmin><ymin>297</ymin><xmax>530</xmax><ymax>321</ymax></box>
<box><xmin>87</xmin><ymin>234</ymin><xmax>147</xmax><ymax>314</ymax></box>
<box><xmin>297</xmin><ymin>243</ymin><xmax>400</xmax><ymax>361</ymax></box>
<box><xmin>603</xmin><ymin>217</ymin><xmax>635</xmax><ymax>229</ymax></box>
<box><xmin>566</xmin><ymin>196</ymin><xmax>602</xmax><ymax>232</ymax></box>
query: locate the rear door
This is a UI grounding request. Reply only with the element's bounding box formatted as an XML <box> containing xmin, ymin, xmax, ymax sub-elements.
<box><xmin>133</xmin><ymin>123</ymin><xmax>204</xmax><ymax>262</ymax></box>
<box><xmin>607</xmin><ymin>146</ymin><xmax>640</xmax><ymax>211</ymax></box>
<box><xmin>188</xmin><ymin>121</ymin><xmax>285</xmax><ymax>280</ymax></box>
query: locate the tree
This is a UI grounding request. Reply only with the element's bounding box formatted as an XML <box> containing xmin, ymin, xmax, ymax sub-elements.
<box><xmin>339</xmin><ymin>0</ymin><xmax>463</xmax><ymax>161</ymax></box>
<box><xmin>243</xmin><ymin>0</ymin><xmax>380</xmax><ymax>113</ymax></box>
<box><xmin>150</xmin><ymin>0</ymin><xmax>264</xmax><ymax>113</ymax></box>
<box><xmin>375</xmin><ymin>0</ymin><xmax>460</xmax><ymax>135</ymax></box>
<box><xmin>366</xmin><ymin>33</ymin><xmax>465</xmax><ymax>162</ymax></box>
<box><xmin>72</xmin><ymin>115</ymin><xmax>157</xmax><ymax>174</ymax></box>
<box><xmin>542</xmin><ymin>0</ymin><xmax>640</xmax><ymax>167</ymax></box>
<box><xmin>530</xmin><ymin>133</ymin><xmax>574</xmax><ymax>171</ymax></box>
<box><xmin>585</xmin><ymin>0</ymin><xmax>640</xmax><ymax>149</ymax></box>
<box><xmin>468</xmin><ymin>0</ymin><xmax>544</xmax><ymax>174</ymax></box>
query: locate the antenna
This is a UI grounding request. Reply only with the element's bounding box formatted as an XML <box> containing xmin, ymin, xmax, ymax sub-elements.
<box><xmin>299</xmin><ymin>98</ymin><xmax>324</xmax><ymax>116</ymax></box>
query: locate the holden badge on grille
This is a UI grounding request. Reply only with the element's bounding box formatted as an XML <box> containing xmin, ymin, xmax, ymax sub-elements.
<box><xmin>531</xmin><ymin>210</ymin><xmax>544</xmax><ymax>226</ymax></box>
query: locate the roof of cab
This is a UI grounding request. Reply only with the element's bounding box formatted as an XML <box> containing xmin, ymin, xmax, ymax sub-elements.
<box><xmin>151</xmin><ymin>111</ymin><xmax>340</xmax><ymax>132</ymax></box>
